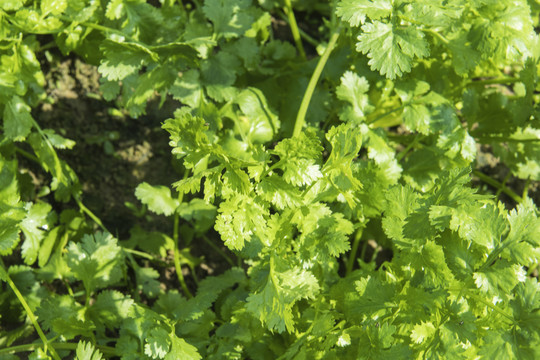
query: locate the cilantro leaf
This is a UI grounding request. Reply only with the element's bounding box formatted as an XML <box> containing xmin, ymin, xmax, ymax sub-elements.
<box><xmin>165</xmin><ymin>334</ymin><xmax>202</xmax><ymax>360</ymax></box>
<box><xmin>336</xmin><ymin>0</ymin><xmax>392</xmax><ymax>27</ymax></box>
<box><xmin>202</xmin><ymin>0</ymin><xmax>253</xmax><ymax>39</ymax></box>
<box><xmin>20</xmin><ymin>202</ymin><xmax>53</xmax><ymax>265</ymax></box>
<box><xmin>135</xmin><ymin>182</ymin><xmax>179</xmax><ymax>216</ymax></box>
<box><xmin>246</xmin><ymin>265</ymin><xmax>320</xmax><ymax>333</ymax></box>
<box><xmin>66</xmin><ymin>232</ymin><xmax>124</xmax><ymax>294</ymax></box>
<box><xmin>75</xmin><ymin>341</ymin><xmax>103</xmax><ymax>360</ymax></box>
<box><xmin>356</xmin><ymin>21</ymin><xmax>429</xmax><ymax>79</ymax></box>
<box><xmin>3</xmin><ymin>96</ymin><xmax>34</xmax><ymax>141</ymax></box>
<box><xmin>215</xmin><ymin>194</ymin><xmax>269</xmax><ymax>250</ymax></box>
<box><xmin>145</xmin><ymin>327</ymin><xmax>170</xmax><ymax>359</ymax></box>
<box><xmin>89</xmin><ymin>290</ymin><xmax>134</xmax><ymax>331</ymax></box>
<box><xmin>336</xmin><ymin>71</ymin><xmax>373</xmax><ymax>122</ymax></box>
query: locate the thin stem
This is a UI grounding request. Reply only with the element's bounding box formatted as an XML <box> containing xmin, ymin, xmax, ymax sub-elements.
<box><xmin>465</xmin><ymin>291</ymin><xmax>515</xmax><ymax>323</ymax></box>
<box><xmin>202</xmin><ymin>235</ymin><xmax>236</xmax><ymax>267</ymax></box>
<box><xmin>283</xmin><ymin>0</ymin><xmax>306</xmax><ymax>60</ymax></box>
<box><xmin>293</xmin><ymin>28</ymin><xmax>341</xmax><ymax>137</ymax></box>
<box><xmin>473</xmin><ymin>170</ymin><xmax>522</xmax><ymax>204</ymax></box>
<box><xmin>123</xmin><ymin>247</ymin><xmax>167</xmax><ymax>263</ymax></box>
<box><xmin>495</xmin><ymin>172</ymin><xmax>512</xmax><ymax>198</ymax></box>
<box><xmin>74</xmin><ymin>195</ymin><xmax>108</xmax><ymax>232</ymax></box>
<box><xmin>366</xmin><ymin>105</ymin><xmax>405</xmax><ymax>126</ymax></box>
<box><xmin>475</xmin><ymin>136</ymin><xmax>540</xmax><ymax>143</ymax></box>
<box><xmin>173</xmin><ymin>245</ymin><xmax>192</xmax><ymax>298</ymax></box>
<box><xmin>14</xmin><ymin>146</ymin><xmax>39</xmax><ymax>162</ymax></box>
<box><xmin>422</xmin><ymin>28</ymin><xmax>449</xmax><ymax>45</ymax></box>
<box><xmin>0</xmin><ymin>341</ymin><xmax>118</xmax><ymax>357</ymax></box>
<box><xmin>173</xmin><ymin>170</ymin><xmax>193</xmax><ymax>298</ymax></box>
<box><xmin>527</xmin><ymin>264</ymin><xmax>538</xmax><ymax>277</ymax></box>
<box><xmin>523</xmin><ymin>178</ymin><xmax>531</xmax><ymax>200</ymax></box>
<box><xmin>346</xmin><ymin>227</ymin><xmax>364</xmax><ymax>275</ymax></box>
<box><xmin>396</xmin><ymin>135</ymin><xmax>419</xmax><ymax>162</ymax></box>
<box><xmin>0</xmin><ymin>260</ymin><xmax>61</xmax><ymax>360</ymax></box>
<box><xmin>467</xmin><ymin>77</ymin><xmax>520</xmax><ymax>86</ymax></box>
<box><xmin>60</xmin><ymin>16</ymin><xmax>137</xmax><ymax>44</ymax></box>
<box><xmin>278</xmin><ymin>10</ymin><xmax>319</xmax><ymax>47</ymax></box>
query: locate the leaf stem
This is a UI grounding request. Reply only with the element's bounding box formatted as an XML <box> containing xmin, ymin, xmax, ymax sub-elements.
<box><xmin>283</xmin><ymin>0</ymin><xmax>306</xmax><ymax>60</ymax></box>
<box><xmin>396</xmin><ymin>135</ymin><xmax>420</xmax><ymax>162</ymax></box>
<box><xmin>293</xmin><ymin>28</ymin><xmax>341</xmax><ymax>137</ymax></box>
<box><xmin>123</xmin><ymin>247</ymin><xmax>167</xmax><ymax>263</ymax></box>
<box><xmin>277</xmin><ymin>9</ymin><xmax>318</xmax><ymax>48</ymax></box>
<box><xmin>475</xmin><ymin>136</ymin><xmax>540</xmax><ymax>143</ymax></box>
<box><xmin>0</xmin><ymin>341</ymin><xmax>118</xmax><ymax>357</ymax></box>
<box><xmin>173</xmin><ymin>170</ymin><xmax>193</xmax><ymax>298</ymax></box>
<box><xmin>202</xmin><ymin>235</ymin><xmax>236</xmax><ymax>267</ymax></box>
<box><xmin>74</xmin><ymin>195</ymin><xmax>108</xmax><ymax>232</ymax></box>
<box><xmin>366</xmin><ymin>105</ymin><xmax>405</xmax><ymax>126</ymax></box>
<box><xmin>346</xmin><ymin>226</ymin><xmax>364</xmax><ymax>275</ymax></box>
<box><xmin>495</xmin><ymin>172</ymin><xmax>512</xmax><ymax>199</ymax></box>
<box><xmin>0</xmin><ymin>260</ymin><xmax>61</xmax><ymax>360</ymax></box>
<box><xmin>472</xmin><ymin>170</ymin><xmax>522</xmax><ymax>204</ymax></box>
<box><xmin>465</xmin><ymin>291</ymin><xmax>515</xmax><ymax>323</ymax></box>
<box><xmin>467</xmin><ymin>77</ymin><xmax>520</xmax><ymax>86</ymax></box>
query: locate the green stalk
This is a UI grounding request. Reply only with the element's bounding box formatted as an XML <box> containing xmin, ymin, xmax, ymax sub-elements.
<box><xmin>202</xmin><ymin>235</ymin><xmax>236</xmax><ymax>267</ymax></box>
<box><xmin>467</xmin><ymin>77</ymin><xmax>520</xmax><ymax>86</ymax></box>
<box><xmin>278</xmin><ymin>10</ymin><xmax>319</xmax><ymax>47</ymax></box>
<box><xmin>173</xmin><ymin>171</ymin><xmax>193</xmax><ymax>298</ymax></box>
<box><xmin>0</xmin><ymin>261</ymin><xmax>61</xmax><ymax>360</ymax></box>
<box><xmin>0</xmin><ymin>341</ymin><xmax>118</xmax><ymax>357</ymax></box>
<box><xmin>346</xmin><ymin>227</ymin><xmax>364</xmax><ymax>275</ymax></box>
<box><xmin>396</xmin><ymin>135</ymin><xmax>419</xmax><ymax>162</ymax></box>
<box><xmin>472</xmin><ymin>170</ymin><xmax>522</xmax><ymax>204</ymax></box>
<box><xmin>283</xmin><ymin>0</ymin><xmax>306</xmax><ymax>60</ymax></box>
<box><xmin>293</xmin><ymin>28</ymin><xmax>341</xmax><ymax>137</ymax></box>
<box><xmin>495</xmin><ymin>172</ymin><xmax>512</xmax><ymax>199</ymax></box>
<box><xmin>74</xmin><ymin>195</ymin><xmax>108</xmax><ymax>232</ymax></box>
<box><xmin>465</xmin><ymin>291</ymin><xmax>515</xmax><ymax>323</ymax></box>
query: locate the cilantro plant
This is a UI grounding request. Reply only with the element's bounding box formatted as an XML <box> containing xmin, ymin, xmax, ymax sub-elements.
<box><xmin>1</xmin><ymin>0</ymin><xmax>540</xmax><ymax>359</ymax></box>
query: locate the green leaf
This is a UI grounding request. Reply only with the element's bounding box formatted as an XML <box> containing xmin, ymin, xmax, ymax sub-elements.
<box><xmin>411</xmin><ymin>321</ymin><xmax>437</xmax><ymax>344</ymax></box>
<box><xmin>145</xmin><ymin>327</ymin><xmax>170</xmax><ymax>359</ymax></box>
<box><xmin>356</xmin><ymin>21</ymin><xmax>429</xmax><ymax>79</ymax></box>
<box><xmin>202</xmin><ymin>0</ymin><xmax>253</xmax><ymax>39</ymax></box>
<box><xmin>75</xmin><ymin>341</ymin><xmax>103</xmax><ymax>360</ymax></box>
<box><xmin>98</xmin><ymin>40</ymin><xmax>153</xmax><ymax>81</ymax></box>
<box><xmin>336</xmin><ymin>0</ymin><xmax>393</xmax><ymax>27</ymax></box>
<box><xmin>105</xmin><ymin>0</ymin><xmax>124</xmax><ymax>20</ymax></box>
<box><xmin>43</xmin><ymin>129</ymin><xmax>76</xmax><ymax>149</ymax></box>
<box><xmin>234</xmin><ymin>87</ymin><xmax>280</xmax><ymax>143</ymax></box>
<box><xmin>1</xmin><ymin>0</ymin><xmax>24</xmax><ymax>11</ymax></box>
<box><xmin>41</xmin><ymin>0</ymin><xmax>68</xmax><ymax>16</ymax></box>
<box><xmin>274</xmin><ymin>130</ymin><xmax>323</xmax><ymax>187</ymax></box>
<box><xmin>246</xmin><ymin>265</ymin><xmax>319</xmax><ymax>333</ymax></box>
<box><xmin>215</xmin><ymin>194</ymin><xmax>269</xmax><ymax>250</ymax></box>
<box><xmin>336</xmin><ymin>71</ymin><xmax>373</xmax><ymax>122</ymax></box>
<box><xmin>257</xmin><ymin>176</ymin><xmax>303</xmax><ymax>210</ymax></box>
<box><xmin>170</xmin><ymin>69</ymin><xmax>203</xmax><ymax>108</ymax></box>
<box><xmin>20</xmin><ymin>202</ymin><xmax>52</xmax><ymax>265</ymax></box>
<box><xmin>473</xmin><ymin>260</ymin><xmax>525</xmax><ymax>297</ymax></box>
<box><xmin>3</xmin><ymin>96</ymin><xmax>34</xmax><ymax>141</ymax></box>
<box><xmin>0</xmin><ymin>157</ymin><xmax>25</xmax><ymax>256</ymax></box>
<box><xmin>353</xmin><ymin>275</ymin><xmax>397</xmax><ymax>317</ymax></box>
<box><xmin>66</xmin><ymin>232</ymin><xmax>124</xmax><ymax>294</ymax></box>
<box><xmin>165</xmin><ymin>334</ymin><xmax>201</xmax><ymax>360</ymax></box>
<box><xmin>36</xmin><ymin>295</ymin><xmax>95</xmax><ymax>340</ymax></box>
<box><xmin>135</xmin><ymin>182</ymin><xmax>179</xmax><ymax>216</ymax></box>
<box><xmin>89</xmin><ymin>290</ymin><xmax>134</xmax><ymax>330</ymax></box>
<box><xmin>135</xmin><ymin>266</ymin><xmax>161</xmax><ymax>298</ymax></box>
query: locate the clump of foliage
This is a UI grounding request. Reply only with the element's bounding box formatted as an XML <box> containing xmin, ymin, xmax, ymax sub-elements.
<box><xmin>1</xmin><ymin>0</ymin><xmax>540</xmax><ymax>359</ymax></box>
